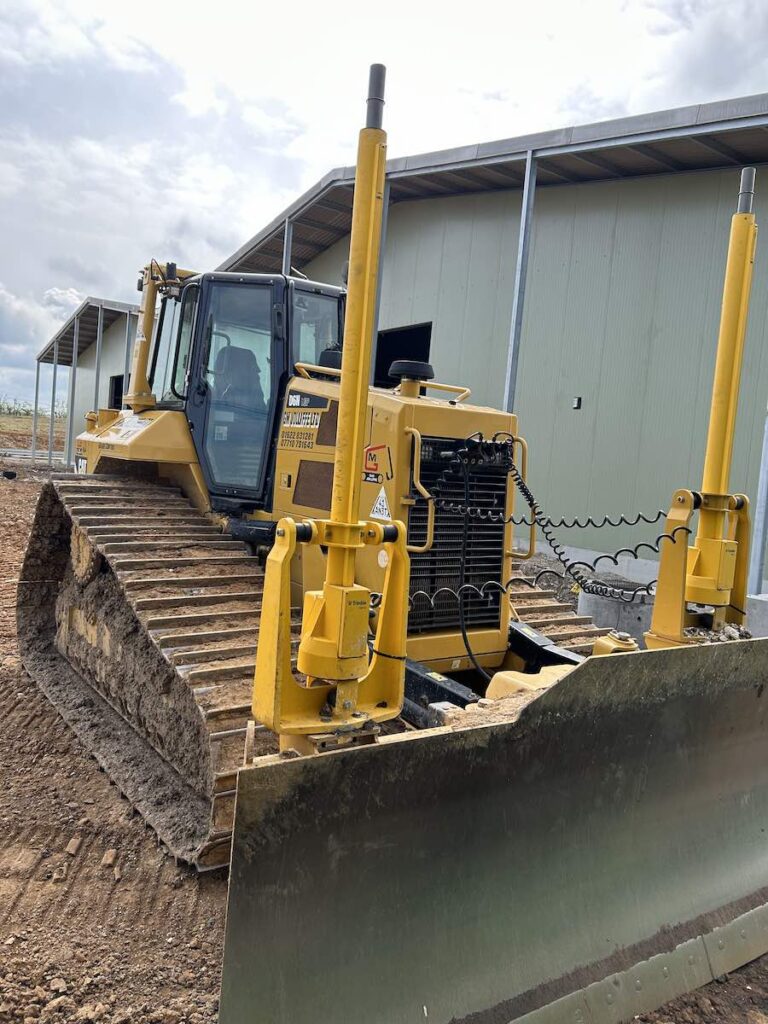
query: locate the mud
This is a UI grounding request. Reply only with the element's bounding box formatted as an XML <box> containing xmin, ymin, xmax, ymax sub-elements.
<box><xmin>16</xmin><ymin>483</ymin><xmax>214</xmax><ymax>860</ymax></box>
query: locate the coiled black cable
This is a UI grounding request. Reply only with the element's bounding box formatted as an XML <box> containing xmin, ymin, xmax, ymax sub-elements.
<box><xmin>422</xmin><ymin>434</ymin><xmax>689</xmax><ymax>609</ymax></box>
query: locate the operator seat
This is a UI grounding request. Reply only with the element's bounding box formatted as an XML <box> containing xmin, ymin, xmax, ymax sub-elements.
<box><xmin>206</xmin><ymin>344</ymin><xmax>268</xmax><ymax>488</ymax></box>
<box><xmin>213</xmin><ymin>344</ymin><xmax>265</xmax><ymax>412</ymax></box>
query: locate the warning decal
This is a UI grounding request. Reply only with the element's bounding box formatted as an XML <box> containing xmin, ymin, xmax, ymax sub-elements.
<box><xmin>370</xmin><ymin>486</ymin><xmax>392</xmax><ymax>521</ymax></box>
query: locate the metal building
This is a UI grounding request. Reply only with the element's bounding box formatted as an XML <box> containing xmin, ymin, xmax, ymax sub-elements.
<box><xmin>221</xmin><ymin>92</ymin><xmax>768</xmax><ymax>579</ymax></box>
<box><xmin>34</xmin><ymin>297</ymin><xmax>138</xmax><ymax>465</ymax></box>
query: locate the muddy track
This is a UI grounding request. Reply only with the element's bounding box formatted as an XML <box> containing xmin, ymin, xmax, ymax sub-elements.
<box><xmin>16</xmin><ymin>476</ymin><xmax>281</xmax><ymax>870</ymax></box>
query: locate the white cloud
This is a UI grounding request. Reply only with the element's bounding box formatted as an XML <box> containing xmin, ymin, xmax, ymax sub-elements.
<box><xmin>2</xmin><ymin>0</ymin><xmax>768</xmax><ymax>403</ymax></box>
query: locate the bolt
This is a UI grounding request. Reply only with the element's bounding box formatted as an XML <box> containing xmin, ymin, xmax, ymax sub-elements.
<box><xmin>276</xmin><ymin>528</ymin><xmax>285</xmax><ymax>537</ymax></box>
<box><xmin>342</xmin><ymin>700</ymin><xmax>353</xmax><ymax>710</ymax></box>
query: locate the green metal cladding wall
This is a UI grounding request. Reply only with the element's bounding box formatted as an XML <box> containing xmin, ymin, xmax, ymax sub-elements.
<box><xmin>304</xmin><ymin>165</ymin><xmax>768</xmax><ymax>559</ymax></box>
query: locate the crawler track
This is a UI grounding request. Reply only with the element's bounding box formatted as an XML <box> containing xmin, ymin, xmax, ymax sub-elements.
<box><xmin>17</xmin><ymin>476</ymin><xmax>279</xmax><ymax>871</ymax></box>
<box><xmin>508</xmin><ymin>585</ymin><xmax>613</xmax><ymax>654</ymax></box>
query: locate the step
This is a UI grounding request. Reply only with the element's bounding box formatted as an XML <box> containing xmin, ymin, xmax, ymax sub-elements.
<box><xmin>113</xmin><ymin>554</ymin><xmax>255</xmax><ymax>571</ymax></box>
<box><xmin>512</xmin><ymin>600</ymin><xmax>572</xmax><ymax>615</ymax></box>
<box><xmin>507</xmin><ymin>588</ymin><xmax>557</xmax><ymax>601</ymax></box>
<box><xmin>67</xmin><ymin>503</ymin><xmax>191</xmax><ymax>516</ymax></box>
<box><xmin>184</xmin><ymin>659</ymin><xmax>257</xmax><ymax>684</ymax></box>
<box><xmin>57</xmin><ymin>483</ymin><xmax>181</xmax><ymax>496</ymax></box>
<box><xmin>147</xmin><ymin>608</ymin><xmax>261</xmax><ymax>631</ymax></box>
<box><xmin>522</xmin><ymin>614</ymin><xmax>593</xmax><ymax>629</ymax></box>
<box><xmin>173</xmin><ymin>644</ymin><xmax>257</xmax><ymax>668</ymax></box>
<box><xmin>76</xmin><ymin>515</ymin><xmax>205</xmax><ymax>528</ymax></box>
<box><xmin>156</xmin><ymin>626</ymin><xmax>258</xmax><ymax>650</ymax></box>
<box><xmin>103</xmin><ymin>539</ymin><xmax>243</xmax><ymax>554</ymax></box>
<box><xmin>123</xmin><ymin>573</ymin><xmax>261</xmax><ymax>592</ymax></box>
<box><xmin>543</xmin><ymin>624</ymin><xmax>606</xmax><ymax>642</ymax></box>
<box><xmin>65</xmin><ymin>494</ymin><xmax>189</xmax><ymax>506</ymax></box>
<box><xmin>93</xmin><ymin>532</ymin><xmax>224</xmax><ymax>548</ymax></box>
<box><xmin>133</xmin><ymin>589</ymin><xmax>264</xmax><ymax>611</ymax></box>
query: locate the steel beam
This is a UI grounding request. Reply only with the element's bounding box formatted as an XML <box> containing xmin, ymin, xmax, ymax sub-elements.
<box><xmin>92</xmin><ymin>303</ymin><xmax>104</xmax><ymax>410</ymax></box>
<box><xmin>691</xmin><ymin>134</ymin><xmax>743</xmax><ymax>164</ymax></box>
<box><xmin>568</xmin><ymin>151</ymin><xmax>623</xmax><ymax>176</ymax></box>
<box><xmin>65</xmin><ymin>316</ymin><xmax>79</xmax><ymax>466</ymax></box>
<box><xmin>48</xmin><ymin>336</ymin><xmax>59</xmax><ymax>466</ymax></box>
<box><xmin>503</xmin><ymin>151</ymin><xmax>537</xmax><ymax>412</ymax></box>
<box><xmin>31</xmin><ymin>360</ymin><xmax>40</xmax><ymax>462</ymax></box>
<box><xmin>537</xmin><ymin>158</ymin><xmax>581</xmax><ymax>183</ymax></box>
<box><xmin>749</xmin><ymin>405</ymin><xmax>768</xmax><ymax>594</ymax></box>
<box><xmin>281</xmin><ymin>220</ymin><xmax>293</xmax><ymax>276</ymax></box>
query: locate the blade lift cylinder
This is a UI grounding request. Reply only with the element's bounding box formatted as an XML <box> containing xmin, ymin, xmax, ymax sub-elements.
<box><xmin>647</xmin><ymin>168</ymin><xmax>758</xmax><ymax>648</ymax></box>
<box><xmin>251</xmin><ymin>65</ymin><xmax>410</xmax><ymax>750</ymax></box>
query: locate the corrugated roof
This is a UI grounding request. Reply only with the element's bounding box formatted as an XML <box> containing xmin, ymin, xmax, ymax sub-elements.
<box><xmin>221</xmin><ymin>91</ymin><xmax>768</xmax><ymax>275</ymax></box>
<box><xmin>37</xmin><ymin>298</ymin><xmax>138</xmax><ymax>367</ymax></box>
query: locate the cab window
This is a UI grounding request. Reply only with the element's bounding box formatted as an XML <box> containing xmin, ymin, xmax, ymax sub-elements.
<box><xmin>291</xmin><ymin>292</ymin><xmax>340</xmax><ymax>366</ymax></box>
<box><xmin>149</xmin><ymin>296</ymin><xmax>180</xmax><ymax>406</ymax></box>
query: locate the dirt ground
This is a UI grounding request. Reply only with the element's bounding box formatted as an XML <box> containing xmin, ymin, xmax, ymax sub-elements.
<box><xmin>0</xmin><ymin>414</ymin><xmax>65</xmax><ymax>453</ymax></box>
<box><xmin>1</xmin><ymin>461</ymin><xmax>768</xmax><ymax>1024</ymax></box>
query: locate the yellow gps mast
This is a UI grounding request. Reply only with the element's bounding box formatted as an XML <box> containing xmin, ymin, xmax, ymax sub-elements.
<box><xmin>252</xmin><ymin>64</ymin><xmax>410</xmax><ymax>750</ymax></box>
<box><xmin>647</xmin><ymin>168</ymin><xmax>758</xmax><ymax>648</ymax></box>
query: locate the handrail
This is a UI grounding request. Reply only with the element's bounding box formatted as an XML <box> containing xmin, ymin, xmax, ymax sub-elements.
<box><xmin>293</xmin><ymin>361</ymin><xmax>342</xmax><ymax>379</ymax></box>
<box><xmin>404</xmin><ymin>427</ymin><xmax>435</xmax><ymax>554</ymax></box>
<box><xmin>397</xmin><ymin>380</ymin><xmax>472</xmax><ymax>403</ymax></box>
<box><xmin>513</xmin><ymin>435</ymin><xmax>536</xmax><ymax>560</ymax></box>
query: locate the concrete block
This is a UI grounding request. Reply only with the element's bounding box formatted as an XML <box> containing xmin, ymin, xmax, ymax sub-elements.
<box><xmin>577</xmin><ymin>591</ymin><xmax>652</xmax><ymax>642</ymax></box>
<box><xmin>747</xmin><ymin>594</ymin><xmax>768</xmax><ymax>637</ymax></box>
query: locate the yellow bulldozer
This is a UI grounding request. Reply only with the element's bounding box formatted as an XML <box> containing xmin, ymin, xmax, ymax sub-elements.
<box><xmin>17</xmin><ymin>65</ymin><xmax>768</xmax><ymax>1022</ymax></box>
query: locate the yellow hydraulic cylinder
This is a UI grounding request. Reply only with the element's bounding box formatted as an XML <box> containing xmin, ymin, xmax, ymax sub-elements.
<box><xmin>296</xmin><ymin>64</ymin><xmax>390</xmax><ymax>683</ymax></box>
<box><xmin>647</xmin><ymin>169</ymin><xmax>758</xmax><ymax>648</ymax></box>
<box><xmin>686</xmin><ymin>169</ymin><xmax>758</xmax><ymax>609</ymax></box>
<box><xmin>252</xmin><ymin>66</ymin><xmax>409</xmax><ymax>742</ymax></box>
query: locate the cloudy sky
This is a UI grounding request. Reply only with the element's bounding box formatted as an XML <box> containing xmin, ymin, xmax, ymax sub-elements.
<box><xmin>2</xmin><ymin>0</ymin><xmax>768</xmax><ymax>404</ymax></box>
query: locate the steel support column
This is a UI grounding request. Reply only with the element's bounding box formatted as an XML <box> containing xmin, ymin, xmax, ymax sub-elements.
<box><xmin>31</xmin><ymin>360</ymin><xmax>40</xmax><ymax>462</ymax></box>
<box><xmin>65</xmin><ymin>316</ymin><xmax>79</xmax><ymax>467</ymax></box>
<box><xmin>503</xmin><ymin>151</ymin><xmax>537</xmax><ymax>412</ymax></box>
<box><xmin>281</xmin><ymin>219</ymin><xmax>294</xmax><ymax>276</ymax></box>
<box><xmin>93</xmin><ymin>303</ymin><xmax>104</xmax><ymax>409</ymax></box>
<box><xmin>370</xmin><ymin>178</ymin><xmax>391</xmax><ymax>382</ymax></box>
<box><xmin>48</xmin><ymin>336</ymin><xmax>59</xmax><ymax>466</ymax></box>
<box><xmin>749</xmin><ymin>404</ymin><xmax>768</xmax><ymax>594</ymax></box>
<box><xmin>123</xmin><ymin>312</ymin><xmax>134</xmax><ymax>399</ymax></box>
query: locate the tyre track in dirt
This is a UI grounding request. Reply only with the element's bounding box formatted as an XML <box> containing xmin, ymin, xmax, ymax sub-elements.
<box><xmin>0</xmin><ymin>466</ymin><xmax>225</xmax><ymax>1023</ymax></box>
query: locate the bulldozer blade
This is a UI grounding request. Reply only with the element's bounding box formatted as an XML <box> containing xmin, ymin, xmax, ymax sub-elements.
<box><xmin>220</xmin><ymin>638</ymin><xmax>768</xmax><ymax>1024</ymax></box>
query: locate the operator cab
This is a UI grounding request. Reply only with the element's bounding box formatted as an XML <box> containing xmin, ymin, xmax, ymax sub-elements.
<box><xmin>148</xmin><ymin>272</ymin><xmax>344</xmax><ymax>510</ymax></box>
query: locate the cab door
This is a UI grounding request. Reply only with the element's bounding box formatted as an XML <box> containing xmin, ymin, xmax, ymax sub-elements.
<box><xmin>185</xmin><ymin>275</ymin><xmax>286</xmax><ymax>504</ymax></box>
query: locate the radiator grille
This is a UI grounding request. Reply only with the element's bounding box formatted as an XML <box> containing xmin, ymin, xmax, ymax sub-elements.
<box><xmin>407</xmin><ymin>437</ymin><xmax>507</xmax><ymax>635</ymax></box>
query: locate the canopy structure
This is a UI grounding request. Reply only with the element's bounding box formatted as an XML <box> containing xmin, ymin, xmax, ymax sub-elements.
<box><xmin>32</xmin><ymin>297</ymin><xmax>139</xmax><ymax>466</ymax></box>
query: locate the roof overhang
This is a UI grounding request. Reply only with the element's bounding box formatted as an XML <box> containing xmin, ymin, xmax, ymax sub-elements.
<box><xmin>36</xmin><ymin>298</ymin><xmax>139</xmax><ymax>367</ymax></box>
<box><xmin>221</xmin><ymin>91</ymin><xmax>768</xmax><ymax>275</ymax></box>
